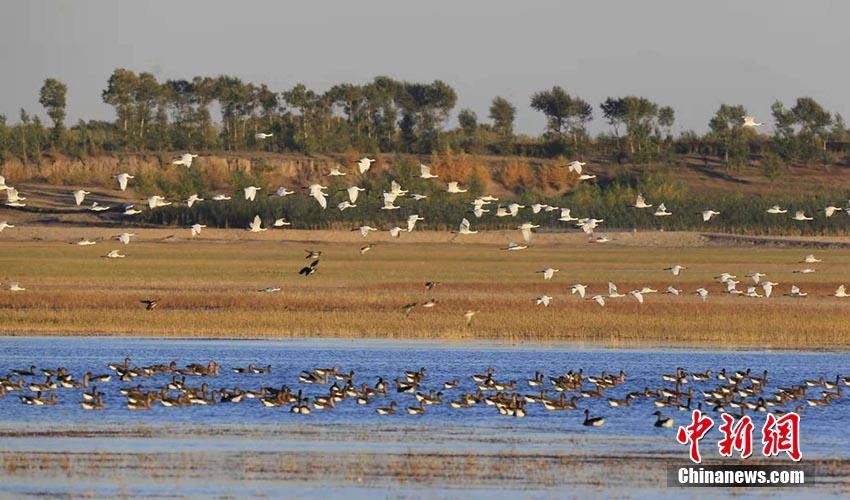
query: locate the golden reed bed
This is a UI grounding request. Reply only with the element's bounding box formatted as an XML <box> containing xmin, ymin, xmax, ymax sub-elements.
<box><xmin>0</xmin><ymin>227</ymin><xmax>848</xmax><ymax>348</ymax></box>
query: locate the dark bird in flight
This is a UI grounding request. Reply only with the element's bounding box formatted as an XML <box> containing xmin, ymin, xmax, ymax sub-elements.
<box><xmin>299</xmin><ymin>260</ymin><xmax>320</xmax><ymax>276</ymax></box>
<box><xmin>425</xmin><ymin>281</ymin><xmax>440</xmax><ymax>291</ymax></box>
<box><xmin>140</xmin><ymin>299</ymin><xmax>158</xmax><ymax>310</ymax></box>
<box><xmin>402</xmin><ymin>302</ymin><xmax>418</xmax><ymax>315</ymax></box>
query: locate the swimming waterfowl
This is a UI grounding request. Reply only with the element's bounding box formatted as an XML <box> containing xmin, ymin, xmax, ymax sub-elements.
<box><xmin>653</xmin><ymin>410</ymin><xmax>674</xmax><ymax>427</ymax></box>
<box><xmin>583</xmin><ymin>409</ymin><xmax>605</xmax><ymax>426</ymax></box>
<box><xmin>376</xmin><ymin>401</ymin><xmax>397</xmax><ymax>414</ymax></box>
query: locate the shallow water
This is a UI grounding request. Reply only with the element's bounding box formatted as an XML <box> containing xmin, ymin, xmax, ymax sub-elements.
<box><xmin>0</xmin><ymin>336</ymin><xmax>847</xmax><ymax>459</ymax></box>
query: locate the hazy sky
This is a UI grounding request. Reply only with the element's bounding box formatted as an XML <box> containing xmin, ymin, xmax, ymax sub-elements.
<box><xmin>2</xmin><ymin>0</ymin><xmax>848</xmax><ymax>134</ymax></box>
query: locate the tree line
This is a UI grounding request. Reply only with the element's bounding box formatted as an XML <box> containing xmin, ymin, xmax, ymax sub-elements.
<box><xmin>0</xmin><ymin>69</ymin><xmax>848</xmax><ymax>168</ymax></box>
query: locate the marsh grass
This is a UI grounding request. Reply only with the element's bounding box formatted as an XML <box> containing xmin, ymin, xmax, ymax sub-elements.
<box><xmin>0</xmin><ymin>230</ymin><xmax>848</xmax><ymax>347</ymax></box>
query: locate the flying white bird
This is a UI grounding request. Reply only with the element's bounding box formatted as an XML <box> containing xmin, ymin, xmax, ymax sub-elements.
<box><xmin>494</xmin><ymin>206</ymin><xmax>511</xmax><ymax>218</ymax></box>
<box><xmin>0</xmin><ymin>175</ymin><xmax>6</xmax><ymax>190</ymax></box>
<box><xmin>355</xmin><ymin>225</ymin><xmax>378</xmax><ymax>238</ymax></box>
<box><xmin>640</xmin><ymin>285</ymin><xmax>658</xmax><ymax>294</ymax></box>
<box><xmin>747</xmin><ymin>272</ymin><xmax>766</xmax><ymax>284</ymax></box>
<box><xmin>255</xmin><ymin>132</ymin><xmax>274</xmax><ymax>139</ymax></box>
<box><xmin>173</xmin><ymin>153</ymin><xmax>198</xmax><ymax>168</ymax></box>
<box><xmin>9</xmin><ymin>282</ymin><xmax>25</xmax><ymax>292</ymax></box>
<box><xmin>345</xmin><ymin>186</ymin><xmax>366</xmax><ymax>204</ymax></box>
<box><xmin>388</xmin><ymin>226</ymin><xmax>403</xmax><ymax>238</ymax></box>
<box><xmin>766</xmin><ymin>205</ymin><xmax>787</xmax><ymax>214</ymax></box>
<box><xmin>695</xmin><ymin>288</ymin><xmax>709</xmax><ymax>301</ymax></box>
<box><xmin>518</xmin><ymin>222</ymin><xmax>540</xmax><ymax>243</ymax></box>
<box><xmin>308</xmin><ymin>184</ymin><xmax>328</xmax><ymax>209</ymax></box>
<box><xmin>760</xmin><ymin>280</ymin><xmax>778</xmax><ymax>298</ymax></box>
<box><xmin>507</xmin><ymin>203</ymin><xmax>525</xmax><ymax>217</ymax></box>
<box><xmin>608</xmin><ymin>282</ymin><xmax>626</xmax><ymax>298</ymax></box>
<box><xmin>666</xmin><ymin>264</ymin><xmax>686</xmax><ymax>276</ymax></box>
<box><xmin>593</xmin><ymin>234</ymin><xmax>610</xmax><ymax>243</ymax></box>
<box><xmin>787</xmin><ymin>285</ymin><xmax>807</xmax><ymax>298</ymax></box>
<box><xmin>75</xmin><ymin>239</ymin><xmax>97</xmax><ymax>246</ymax></box>
<box><xmin>577</xmin><ymin>218</ymin><xmax>603</xmax><ymax>234</ymax></box>
<box><xmin>824</xmin><ymin>206</ymin><xmax>841</xmax><ymax>218</ymax></box>
<box><xmin>73</xmin><ymin>190</ymin><xmax>90</xmax><ymax>206</ymax></box>
<box><xmin>559</xmin><ymin>208</ymin><xmax>578</xmax><ymax>222</ymax></box>
<box><xmin>715</xmin><ymin>272</ymin><xmax>737</xmax><ymax>283</ymax></box>
<box><xmin>114</xmin><ymin>232</ymin><xmax>135</xmax><ymax>245</ymax></box>
<box><xmin>243</xmin><ymin>186</ymin><xmax>261</xmax><ymax>201</ymax></box>
<box><xmin>123</xmin><ymin>205</ymin><xmax>142</xmax><ymax>215</ymax></box>
<box><xmin>629</xmin><ymin>290</ymin><xmax>644</xmax><ymax>304</ymax></box>
<box><xmin>744</xmin><ymin>286</ymin><xmax>763</xmax><ymax>298</ymax></box>
<box><xmin>634</xmin><ymin>193</ymin><xmax>652</xmax><ymax>209</ymax></box>
<box><xmin>802</xmin><ymin>254</ymin><xmax>821</xmax><ymax>263</ymax></box>
<box><xmin>337</xmin><ymin>201</ymin><xmax>356</xmax><ymax>211</ymax></box>
<box><xmin>248</xmin><ymin>215</ymin><xmax>267</xmax><ymax>233</ymax></box>
<box><xmin>456</xmin><ymin>218</ymin><xmax>477</xmax><ymax>235</ymax></box>
<box><xmin>502</xmin><ymin>241</ymin><xmax>528</xmax><ymax>251</ymax></box>
<box><xmin>187</xmin><ymin>194</ymin><xmax>204</xmax><ymax>207</ymax></box>
<box><xmin>114</xmin><ymin>173</ymin><xmax>134</xmax><ymax>191</ymax></box>
<box><xmin>834</xmin><ymin>285</ymin><xmax>849</xmax><ymax>298</ymax></box>
<box><xmin>381</xmin><ymin>193</ymin><xmax>400</xmax><ymax>210</ymax></box>
<box><xmin>273</xmin><ymin>218</ymin><xmax>291</xmax><ymax>227</ymax></box>
<box><xmin>273</xmin><ymin>187</ymin><xmax>295</xmax><ymax>197</ymax></box>
<box><xmin>793</xmin><ymin>268</ymin><xmax>815</xmax><ymax>274</ymax></box>
<box><xmin>579</xmin><ymin>174</ymin><xmax>597</xmax><ymax>181</ymax></box>
<box><xmin>105</xmin><ymin>249</ymin><xmax>125</xmax><ymax>259</ymax></box>
<box><xmin>725</xmin><ymin>280</ymin><xmax>742</xmax><ymax>295</ymax></box>
<box><xmin>666</xmin><ymin>286</ymin><xmax>682</xmax><ymax>296</ymax></box>
<box><xmin>328</xmin><ymin>165</ymin><xmax>347</xmax><ymax>176</ymax></box>
<box><xmin>654</xmin><ymin>203</ymin><xmax>672</xmax><ymax>217</ymax></box>
<box><xmin>472</xmin><ymin>207</ymin><xmax>489</xmax><ymax>218</ymax></box>
<box><xmin>389</xmin><ymin>180</ymin><xmax>408</xmax><ymax>196</ymax></box>
<box><xmin>212</xmin><ymin>194</ymin><xmax>231</xmax><ymax>201</ymax></box>
<box><xmin>566</xmin><ymin>160</ymin><xmax>586</xmax><ymax>174</ymax></box>
<box><xmin>538</xmin><ymin>268</ymin><xmax>559</xmax><ymax>280</ymax></box>
<box><xmin>0</xmin><ymin>221</ymin><xmax>15</xmax><ymax>232</ymax></box>
<box><xmin>792</xmin><ymin>210</ymin><xmax>813</xmax><ymax>221</ymax></box>
<box><xmin>571</xmin><ymin>283</ymin><xmax>588</xmax><ymax>299</ymax></box>
<box><xmin>147</xmin><ymin>195</ymin><xmax>172</xmax><ymax>209</ymax></box>
<box><xmin>190</xmin><ymin>224</ymin><xmax>206</xmax><ymax>237</ymax></box>
<box><xmin>410</xmin><ymin>193</ymin><xmax>428</xmax><ymax>201</ymax></box>
<box><xmin>90</xmin><ymin>202</ymin><xmax>110</xmax><ymax>212</ymax></box>
<box><xmin>531</xmin><ymin>203</ymin><xmax>545</xmax><ymax>214</ymax></box>
<box><xmin>536</xmin><ymin>295</ymin><xmax>552</xmax><ymax>307</ymax></box>
<box><xmin>420</xmin><ymin>164</ymin><xmax>439</xmax><ymax>179</ymax></box>
<box><xmin>5</xmin><ymin>187</ymin><xmax>26</xmax><ymax>206</ymax></box>
<box><xmin>357</xmin><ymin>157</ymin><xmax>376</xmax><ymax>174</ymax></box>
<box><xmin>742</xmin><ymin>116</ymin><xmax>763</xmax><ymax>128</ymax></box>
<box><xmin>590</xmin><ymin>295</ymin><xmax>606</xmax><ymax>307</ymax></box>
<box><xmin>702</xmin><ymin>210</ymin><xmax>720</xmax><ymax>222</ymax></box>
<box><xmin>447</xmin><ymin>181</ymin><xmax>468</xmax><ymax>194</ymax></box>
<box><xmin>407</xmin><ymin>214</ymin><xmax>424</xmax><ymax>232</ymax></box>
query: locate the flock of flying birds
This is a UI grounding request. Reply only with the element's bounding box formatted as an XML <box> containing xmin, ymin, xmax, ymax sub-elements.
<box><xmin>0</xmin><ymin>138</ymin><xmax>849</xmax><ymax>316</ymax></box>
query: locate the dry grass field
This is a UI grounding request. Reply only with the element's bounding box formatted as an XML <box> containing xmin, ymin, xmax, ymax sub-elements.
<box><xmin>0</xmin><ymin>226</ymin><xmax>849</xmax><ymax>348</ymax></box>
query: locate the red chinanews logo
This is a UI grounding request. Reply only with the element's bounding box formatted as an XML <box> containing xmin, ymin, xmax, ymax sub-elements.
<box><xmin>675</xmin><ymin>410</ymin><xmax>801</xmax><ymax>463</ymax></box>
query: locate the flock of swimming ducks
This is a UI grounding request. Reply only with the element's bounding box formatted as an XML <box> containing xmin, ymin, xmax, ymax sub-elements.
<box><xmin>1</xmin><ymin>158</ymin><xmax>848</xmax><ymax>313</ymax></box>
<box><xmin>2</xmin><ymin>357</ymin><xmax>845</xmax><ymax>428</ymax></box>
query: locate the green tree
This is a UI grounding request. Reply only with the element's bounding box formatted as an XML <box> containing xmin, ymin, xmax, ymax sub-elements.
<box><xmin>489</xmin><ymin>96</ymin><xmax>515</xmax><ymax>153</ymax></box>
<box><xmin>102</xmin><ymin>68</ymin><xmax>139</xmax><ymax>146</ymax></box>
<box><xmin>707</xmin><ymin>104</ymin><xmax>748</xmax><ymax>165</ymax></box>
<box><xmin>530</xmin><ymin>86</ymin><xmax>592</xmax><ymax>155</ymax></box>
<box><xmin>38</xmin><ymin>78</ymin><xmax>67</xmax><ymax>144</ymax></box>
